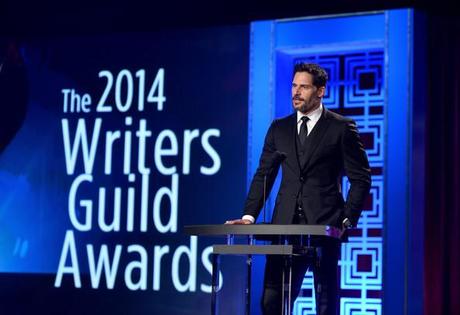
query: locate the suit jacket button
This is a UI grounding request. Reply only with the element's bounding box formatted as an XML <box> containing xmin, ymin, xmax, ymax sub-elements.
<box><xmin>299</xmin><ymin>176</ymin><xmax>305</xmax><ymax>182</ymax></box>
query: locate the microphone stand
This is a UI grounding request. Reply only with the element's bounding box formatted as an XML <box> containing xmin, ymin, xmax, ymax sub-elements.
<box><xmin>263</xmin><ymin>174</ymin><xmax>267</xmax><ymax>224</ymax></box>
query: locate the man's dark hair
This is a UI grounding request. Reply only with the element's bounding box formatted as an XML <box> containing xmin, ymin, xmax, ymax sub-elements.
<box><xmin>293</xmin><ymin>63</ymin><xmax>328</xmax><ymax>88</ymax></box>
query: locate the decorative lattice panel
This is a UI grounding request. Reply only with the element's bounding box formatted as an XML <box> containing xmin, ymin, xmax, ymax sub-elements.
<box><xmin>293</xmin><ymin>50</ymin><xmax>384</xmax><ymax>315</ymax></box>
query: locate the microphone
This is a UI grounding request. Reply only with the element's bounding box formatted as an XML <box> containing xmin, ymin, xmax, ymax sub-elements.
<box><xmin>262</xmin><ymin>151</ymin><xmax>287</xmax><ymax>224</ymax></box>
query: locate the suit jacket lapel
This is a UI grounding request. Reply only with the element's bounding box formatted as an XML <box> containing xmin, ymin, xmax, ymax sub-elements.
<box><xmin>300</xmin><ymin>108</ymin><xmax>331</xmax><ymax>172</ymax></box>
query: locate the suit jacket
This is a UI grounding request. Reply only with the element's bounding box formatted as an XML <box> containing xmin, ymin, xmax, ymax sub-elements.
<box><xmin>244</xmin><ymin>108</ymin><xmax>371</xmax><ymax>227</ymax></box>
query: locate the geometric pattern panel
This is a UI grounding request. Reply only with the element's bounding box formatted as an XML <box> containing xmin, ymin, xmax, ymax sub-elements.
<box><xmin>340</xmin><ymin>238</ymin><xmax>382</xmax><ymax>290</ymax></box>
<box><xmin>293</xmin><ymin>48</ymin><xmax>384</xmax><ymax>315</ymax></box>
<box><xmin>340</xmin><ymin>298</ymin><xmax>382</xmax><ymax>315</ymax></box>
<box><xmin>344</xmin><ymin>52</ymin><xmax>384</xmax><ymax>108</ymax></box>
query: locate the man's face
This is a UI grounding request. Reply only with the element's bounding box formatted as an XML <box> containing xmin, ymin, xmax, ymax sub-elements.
<box><xmin>291</xmin><ymin>72</ymin><xmax>325</xmax><ymax>114</ymax></box>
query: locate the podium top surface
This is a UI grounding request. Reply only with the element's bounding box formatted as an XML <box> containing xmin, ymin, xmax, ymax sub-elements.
<box><xmin>183</xmin><ymin>224</ymin><xmax>341</xmax><ymax>239</ymax></box>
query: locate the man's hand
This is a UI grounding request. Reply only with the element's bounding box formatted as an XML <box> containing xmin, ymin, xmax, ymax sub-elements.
<box><xmin>224</xmin><ymin>219</ymin><xmax>252</xmax><ymax>225</ymax></box>
<box><xmin>340</xmin><ymin>218</ymin><xmax>353</xmax><ymax>239</ymax></box>
<box><xmin>342</xmin><ymin>218</ymin><xmax>353</xmax><ymax>230</ymax></box>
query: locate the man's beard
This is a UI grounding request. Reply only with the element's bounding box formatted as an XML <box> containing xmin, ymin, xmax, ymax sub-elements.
<box><xmin>293</xmin><ymin>98</ymin><xmax>316</xmax><ymax>114</ymax></box>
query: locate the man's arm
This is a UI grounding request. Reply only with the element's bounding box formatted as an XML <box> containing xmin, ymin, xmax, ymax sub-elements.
<box><xmin>243</xmin><ymin>120</ymin><xmax>280</xmax><ymax>221</ymax></box>
<box><xmin>226</xmin><ymin>120</ymin><xmax>279</xmax><ymax>224</ymax></box>
<box><xmin>341</xmin><ymin>120</ymin><xmax>372</xmax><ymax>227</ymax></box>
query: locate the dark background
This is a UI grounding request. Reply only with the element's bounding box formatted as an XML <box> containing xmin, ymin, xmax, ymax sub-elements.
<box><xmin>0</xmin><ymin>0</ymin><xmax>454</xmax><ymax>36</ymax></box>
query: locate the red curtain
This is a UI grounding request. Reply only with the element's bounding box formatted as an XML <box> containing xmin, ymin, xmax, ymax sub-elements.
<box><xmin>425</xmin><ymin>14</ymin><xmax>460</xmax><ymax>315</ymax></box>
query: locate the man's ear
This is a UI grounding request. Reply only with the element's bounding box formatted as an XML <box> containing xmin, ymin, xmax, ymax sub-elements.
<box><xmin>318</xmin><ymin>86</ymin><xmax>326</xmax><ymax>98</ymax></box>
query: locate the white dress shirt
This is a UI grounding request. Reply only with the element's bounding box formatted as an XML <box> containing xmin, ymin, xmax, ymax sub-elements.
<box><xmin>296</xmin><ymin>103</ymin><xmax>323</xmax><ymax>136</ymax></box>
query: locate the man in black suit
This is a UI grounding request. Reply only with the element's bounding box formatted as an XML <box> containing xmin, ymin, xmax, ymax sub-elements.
<box><xmin>227</xmin><ymin>63</ymin><xmax>371</xmax><ymax>315</ymax></box>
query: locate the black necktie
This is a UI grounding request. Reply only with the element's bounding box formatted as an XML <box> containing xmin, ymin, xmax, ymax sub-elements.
<box><xmin>299</xmin><ymin>116</ymin><xmax>309</xmax><ymax>146</ymax></box>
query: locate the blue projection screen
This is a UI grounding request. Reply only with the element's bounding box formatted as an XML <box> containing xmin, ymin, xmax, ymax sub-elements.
<box><xmin>0</xmin><ymin>27</ymin><xmax>249</xmax><ymax>314</ymax></box>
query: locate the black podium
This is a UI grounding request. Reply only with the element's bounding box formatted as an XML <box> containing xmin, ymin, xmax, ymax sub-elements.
<box><xmin>184</xmin><ymin>224</ymin><xmax>341</xmax><ymax>315</ymax></box>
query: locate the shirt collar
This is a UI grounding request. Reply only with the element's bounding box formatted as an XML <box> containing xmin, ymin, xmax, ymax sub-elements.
<box><xmin>297</xmin><ymin>103</ymin><xmax>323</xmax><ymax>124</ymax></box>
